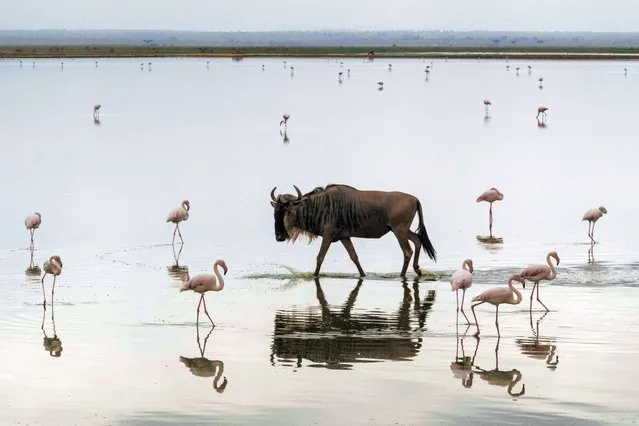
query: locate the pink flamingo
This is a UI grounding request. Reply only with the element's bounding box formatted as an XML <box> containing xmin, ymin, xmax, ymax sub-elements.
<box><xmin>471</xmin><ymin>274</ymin><xmax>525</xmax><ymax>337</ymax></box>
<box><xmin>167</xmin><ymin>200</ymin><xmax>190</xmax><ymax>245</ymax></box>
<box><xmin>451</xmin><ymin>259</ymin><xmax>474</xmax><ymax>324</ymax></box>
<box><xmin>483</xmin><ymin>99</ymin><xmax>492</xmax><ymax>115</ymax></box>
<box><xmin>518</xmin><ymin>251</ymin><xmax>560</xmax><ymax>313</ymax></box>
<box><xmin>24</xmin><ymin>212</ymin><xmax>42</xmax><ymax>249</ymax></box>
<box><xmin>537</xmin><ymin>106</ymin><xmax>548</xmax><ymax>119</ymax></box>
<box><xmin>476</xmin><ymin>188</ymin><xmax>504</xmax><ymax>238</ymax></box>
<box><xmin>180</xmin><ymin>259</ymin><xmax>228</xmax><ymax>326</ymax></box>
<box><xmin>41</xmin><ymin>255</ymin><xmax>63</xmax><ymax>306</ymax></box>
<box><xmin>582</xmin><ymin>206</ymin><xmax>607</xmax><ymax>243</ymax></box>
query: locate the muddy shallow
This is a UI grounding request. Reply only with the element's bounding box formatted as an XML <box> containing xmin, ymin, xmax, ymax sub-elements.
<box><xmin>1</xmin><ymin>57</ymin><xmax>638</xmax><ymax>424</ymax></box>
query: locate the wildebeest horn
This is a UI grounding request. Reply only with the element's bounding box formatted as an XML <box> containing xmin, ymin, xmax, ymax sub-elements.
<box><xmin>293</xmin><ymin>185</ymin><xmax>302</xmax><ymax>200</ymax></box>
<box><xmin>270</xmin><ymin>187</ymin><xmax>278</xmax><ymax>202</ymax></box>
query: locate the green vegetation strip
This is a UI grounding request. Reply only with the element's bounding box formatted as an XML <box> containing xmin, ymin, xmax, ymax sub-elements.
<box><xmin>2</xmin><ymin>45</ymin><xmax>639</xmax><ymax>60</ymax></box>
<box><xmin>242</xmin><ymin>265</ymin><xmax>446</xmax><ymax>282</ymax></box>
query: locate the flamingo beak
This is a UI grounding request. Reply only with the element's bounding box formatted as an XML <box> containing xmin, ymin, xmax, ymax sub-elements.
<box><xmin>223</xmin><ymin>264</ymin><xmax>228</xmax><ymax>275</ymax></box>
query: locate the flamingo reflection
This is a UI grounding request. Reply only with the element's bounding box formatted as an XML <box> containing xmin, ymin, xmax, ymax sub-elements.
<box><xmin>450</xmin><ymin>325</ymin><xmax>479</xmax><ymax>388</ymax></box>
<box><xmin>26</xmin><ymin>246</ymin><xmax>41</xmax><ymax>276</ymax></box>
<box><xmin>180</xmin><ymin>324</ymin><xmax>228</xmax><ymax>393</ymax></box>
<box><xmin>41</xmin><ymin>302</ymin><xmax>62</xmax><ymax>357</ymax></box>
<box><xmin>472</xmin><ymin>338</ymin><xmax>525</xmax><ymax>397</ymax></box>
<box><xmin>515</xmin><ymin>312</ymin><xmax>559</xmax><ymax>370</ymax></box>
<box><xmin>280</xmin><ymin>129</ymin><xmax>290</xmax><ymax>144</ymax></box>
<box><xmin>587</xmin><ymin>239</ymin><xmax>596</xmax><ymax>264</ymax></box>
<box><xmin>167</xmin><ymin>242</ymin><xmax>189</xmax><ymax>283</ymax></box>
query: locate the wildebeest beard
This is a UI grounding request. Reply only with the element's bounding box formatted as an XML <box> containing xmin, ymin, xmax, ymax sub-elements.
<box><xmin>284</xmin><ymin>185</ymin><xmax>388</xmax><ymax>243</ymax></box>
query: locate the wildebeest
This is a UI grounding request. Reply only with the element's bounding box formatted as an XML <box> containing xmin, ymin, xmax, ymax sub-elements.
<box><xmin>269</xmin><ymin>184</ymin><xmax>437</xmax><ymax>277</ymax></box>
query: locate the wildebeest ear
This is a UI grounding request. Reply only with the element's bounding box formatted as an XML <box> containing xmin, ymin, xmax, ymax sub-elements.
<box><xmin>270</xmin><ymin>201</ymin><xmax>277</xmax><ymax>208</ymax></box>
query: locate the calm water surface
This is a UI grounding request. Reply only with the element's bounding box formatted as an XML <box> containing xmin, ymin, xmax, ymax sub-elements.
<box><xmin>1</xmin><ymin>57</ymin><xmax>638</xmax><ymax>425</ymax></box>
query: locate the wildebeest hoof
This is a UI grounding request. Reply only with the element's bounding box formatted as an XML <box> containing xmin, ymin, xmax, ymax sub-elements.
<box><xmin>414</xmin><ymin>267</ymin><xmax>422</xmax><ymax>276</ymax></box>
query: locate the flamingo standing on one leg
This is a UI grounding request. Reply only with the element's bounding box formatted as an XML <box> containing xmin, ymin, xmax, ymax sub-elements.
<box><xmin>41</xmin><ymin>255</ymin><xmax>63</xmax><ymax>307</ymax></box>
<box><xmin>518</xmin><ymin>251</ymin><xmax>560</xmax><ymax>313</ymax></box>
<box><xmin>582</xmin><ymin>206</ymin><xmax>607</xmax><ymax>243</ymax></box>
<box><xmin>471</xmin><ymin>275</ymin><xmax>525</xmax><ymax>337</ymax></box>
<box><xmin>180</xmin><ymin>259</ymin><xmax>228</xmax><ymax>326</ymax></box>
<box><xmin>476</xmin><ymin>188</ymin><xmax>504</xmax><ymax>239</ymax></box>
<box><xmin>280</xmin><ymin>113</ymin><xmax>290</xmax><ymax>128</ymax></box>
<box><xmin>93</xmin><ymin>104</ymin><xmax>102</xmax><ymax>119</ymax></box>
<box><xmin>483</xmin><ymin>99</ymin><xmax>492</xmax><ymax>115</ymax></box>
<box><xmin>167</xmin><ymin>200</ymin><xmax>190</xmax><ymax>245</ymax></box>
<box><xmin>451</xmin><ymin>259</ymin><xmax>474</xmax><ymax>324</ymax></box>
<box><xmin>536</xmin><ymin>106</ymin><xmax>548</xmax><ymax>120</ymax></box>
<box><xmin>25</xmin><ymin>212</ymin><xmax>42</xmax><ymax>250</ymax></box>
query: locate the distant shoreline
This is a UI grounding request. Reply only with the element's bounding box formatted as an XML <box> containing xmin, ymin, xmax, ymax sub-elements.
<box><xmin>2</xmin><ymin>45</ymin><xmax>639</xmax><ymax>60</ymax></box>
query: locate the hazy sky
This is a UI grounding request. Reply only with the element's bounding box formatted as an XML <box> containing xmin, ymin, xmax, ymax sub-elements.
<box><xmin>2</xmin><ymin>0</ymin><xmax>638</xmax><ymax>32</ymax></box>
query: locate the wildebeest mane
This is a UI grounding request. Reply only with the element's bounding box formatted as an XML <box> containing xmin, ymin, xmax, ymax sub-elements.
<box><xmin>287</xmin><ymin>185</ymin><xmax>387</xmax><ymax>242</ymax></box>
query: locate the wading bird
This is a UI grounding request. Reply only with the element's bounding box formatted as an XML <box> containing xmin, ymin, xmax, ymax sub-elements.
<box><xmin>167</xmin><ymin>200</ymin><xmax>190</xmax><ymax>245</ymax></box>
<box><xmin>451</xmin><ymin>259</ymin><xmax>474</xmax><ymax>324</ymax></box>
<box><xmin>41</xmin><ymin>255</ymin><xmax>63</xmax><ymax>306</ymax></box>
<box><xmin>582</xmin><ymin>206</ymin><xmax>607</xmax><ymax>243</ymax></box>
<box><xmin>280</xmin><ymin>113</ymin><xmax>290</xmax><ymax>128</ymax></box>
<box><xmin>24</xmin><ymin>212</ymin><xmax>42</xmax><ymax>250</ymax></box>
<box><xmin>338</xmin><ymin>72</ymin><xmax>343</xmax><ymax>83</ymax></box>
<box><xmin>536</xmin><ymin>106</ymin><xmax>548</xmax><ymax>119</ymax></box>
<box><xmin>483</xmin><ymin>99</ymin><xmax>492</xmax><ymax>115</ymax></box>
<box><xmin>518</xmin><ymin>251</ymin><xmax>560</xmax><ymax>312</ymax></box>
<box><xmin>538</xmin><ymin>77</ymin><xmax>544</xmax><ymax>89</ymax></box>
<box><xmin>388</xmin><ymin>64</ymin><xmax>392</xmax><ymax>71</ymax></box>
<box><xmin>471</xmin><ymin>275</ymin><xmax>525</xmax><ymax>337</ymax></box>
<box><xmin>476</xmin><ymin>188</ymin><xmax>504</xmax><ymax>239</ymax></box>
<box><xmin>377</xmin><ymin>81</ymin><xmax>384</xmax><ymax>90</ymax></box>
<box><xmin>180</xmin><ymin>259</ymin><xmax>228</xmax><ymax>326</ymax></box>
<box><xmin>93</xmin><ymin>104</ymin><xmax>101</xmax><ymax>118</ymax></box>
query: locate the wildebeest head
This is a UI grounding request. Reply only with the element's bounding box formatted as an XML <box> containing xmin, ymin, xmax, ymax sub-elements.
<box><xmin>270</xmin><ymin>185</ymin><xmax>304</xmax><ymax>242</ymax></box>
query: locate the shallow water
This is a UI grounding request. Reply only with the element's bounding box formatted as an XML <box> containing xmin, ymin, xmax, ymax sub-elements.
<box><xmin>1</xmin><ymin>57</ymin><xmax>639</xmax><ymax>425</ymax></box>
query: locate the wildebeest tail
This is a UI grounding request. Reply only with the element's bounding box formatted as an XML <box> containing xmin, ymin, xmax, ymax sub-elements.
<box><xmin>416</xmin><ymin>200</ymin><xmax>437</xmax><ymax>261</ymax></box>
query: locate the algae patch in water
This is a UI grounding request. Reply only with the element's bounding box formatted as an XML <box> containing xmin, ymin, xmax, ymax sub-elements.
<box><xmin>242</xmin><ymin>264</ymin><xmax>446</xmax><ymax>282</ymax></box>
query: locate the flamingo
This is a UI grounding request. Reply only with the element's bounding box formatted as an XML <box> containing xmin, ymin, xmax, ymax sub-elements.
<box><xmin>180</xmin><ymin>259</ymin><xmax>228</xmax><ymax>326</ymax></box>
<box><xmin>93</xmin><ymin>104</ymin><xmax>102</xmax><ymax>118</ymax></box>
<box><xmin>538</xmin><ymin>77</ymin><xmax>544</xmax><ymax>89</ymax></box>
<box><xmin>536</xmin><ymin>106</ymin><xmax>548</xmax><ymax>120</ymax></box>
<box><xmin>582</xmin><ymin>206</ymin><xmax>607</xmax><ymax>243</ymax></box>
<box><xmin>483</xmin><ymin>99</ymin><xmax>492</xmax><ymax>115</ymax></box>
<box><xmin>451</xmin><ymin>259</ymin><xmax>474</xmax><ymax>324</ymax></box>
<box><xmin>290</xmin><ymin>66</ymin><xmax>294</xmax><ymax>76</ymax></box>
<box><xmin>347</xmin><ymin>69</ymin><xmax>351</xmax><ymax>78</ymax></box>
<box><xmin>24</xmin><ymin>212</ymin><xmax>42</xmax><ymax>250</ymax></box>
<box><xmin>516</xmin><ymin>67</ymin><xmax>520</xmax><ymax>76</ymax></box>
<box><xmin>518</xmin><ymin>251</ymin><xmax>560</xmax><ymax>313</ymax></box>
<box><xmin>280</xmin><ymin>113</ymin><xmax>290</xmax><ymax>128</ymax></box>
<box><xmin>527</xmin><ymin>65</ymin><xmax>532</xmax><ymax>74</ymax></box>
<box><xmin>95</xmin><ymin>60</ymin><xmax>98</xmax><ymax>67</ymax></box>
<box><xmin>377</xmin><ymin>81</ymin><xmax>384</xmax><ymax>90</ymax></box>
<box><xmin>167</xmin><ymin>200</ymin><xmax>190</xmax><ymax>245</ymax></box>
<box><xmin>624</xmin><ymin>68</ymin><xmax>627</xmax><ymax>76</ymax></box>
<box><xmin>262</xmin><ymin>64</ymin><xmax>265</xmax><ymax>71</ymax></box>
<box><xmin>471</xmin><ymin>274</ymin><xmax>525</xmax><ymax>337</ymax></box>
<box><xmin>338</xmin><ymin>72</ymin><xmax>343</xmax><ymax>83</ymax></box>
<box><xmin>388</xmin><ymin>64</ymin><xmax>392</xmax><ymax>71</ymax></box>
<box><xmin>41</xmin><ymin>255</ymin><xmax>63</xmax><ymax>306</ymax></box>
<box><xmin>476</xmin><ymin>187</ymin><xmax>504</xmax><ymax>239</ymax></box>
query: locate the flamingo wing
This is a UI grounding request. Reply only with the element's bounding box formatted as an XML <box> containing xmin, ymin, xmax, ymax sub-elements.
<box><xmin>181</xmin><ymin>273</ymin><xmax>216</xmax><ymax>293</ymax></box>
<box><xmin>167</xmin><ymin>207</ymin><xmax>187</xmax><ymax>222</ymax></box>
<box><xmin>582</xmin><ymin>208</ymin><xmax>600</xmax><ymax>221</ymax></box>
<box><xmin>451</xmin><ymin>270</ymin><xmax>472</xmax><ymax>291</ymax></box>
<box><xmin>519</xmin><ymin>264</ymin><xmax>549</xmax><ymax>280</ymax></box>
<box><xmin>472</xmin><ymin>286</ymin><xmax>512</xmax><ymax>305</ymax></box>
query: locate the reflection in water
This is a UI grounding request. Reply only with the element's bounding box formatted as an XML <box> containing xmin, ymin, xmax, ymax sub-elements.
<box><xmin>516</xmin><ymin>312</ymin><xmax>559</xmax><ymax>370</ymax></box>
<box><xmin>450</xmin><ymin>325</ymin><xmax>479</xmax><ymax>389</ymax></box>
<box><xmin>473</xmin><ymin>338</ymin><xmax>525</xmax><ymax>397</ymax></box>
<box><xmin>179</xmin><ymin>325</ymin><xmax>228</xmax><ymax>393</ymax></box>
<box><xmin>477</xmin><ymin>240</ymin><xmax>504</xmax><ymax>254</ymax></box>
<box><xmin>25</xmin><ymin>246</ymin><xmax>42</xmax><ymax>277</ymax></box>
<box><xmin>41</xmin><ymin>303</ymin><xmax>63</xmax><ymax>357</ymax></box>
<box><xmin>270</xmin><ymin>278</ymin><xmax>434</xmax><ymax>370</ymax></box>
<box><xmin>587</xmin><ymin>240</ymin><xmax>596</xmax><ymax>264</ymax></box>
<box><xmin>167</xmin><ymin>243</ymin><xmax>189</xmax><ymax>283</ymax></box>
<box><xmin>537</xmin><ymin>117</ymin><xmax>547</xmax><ymax>128</ymax></box>
<box><xmin>280</xmin><ymin>129</ymin><xmax>289</xmax><ymax>144</ymax></box>
<box><xmin>93</xmin><ymin>116</ymin><xmax>101</xmax><ymax>126</ymax></box>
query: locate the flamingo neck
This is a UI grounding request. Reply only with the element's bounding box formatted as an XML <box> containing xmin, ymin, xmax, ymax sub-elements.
<box><xmin>183</xmin><ymin>202</ymin><xmax>190</xmax><ymax>212</ymax></box>
<box><xmin>463</xmin><ymin>260</ymin><xmax>470</xmax><ymax>272</ymax></box>
<box><xmin>508</xmin><ymin>370</ymin><xmax>522</xmax><ymax>393</ymax></box>
<box><xmin>546</xmin><ymin>254</ymin><xmax>557</xmax><ymax>279</ymax></box>
<box><xmin>509</xmin><ymin>279</ymin><xmax>523</xmax><ymax>305</ymax></box>
<box><xmin>213</xmin><ymin>261</ymin><xmax>225</xmax><ymax>291</ymax></box>
<box><xmin>213</xmin><ymin>360</ymin><xmax>224</xmax><ymax>384</ymax></box>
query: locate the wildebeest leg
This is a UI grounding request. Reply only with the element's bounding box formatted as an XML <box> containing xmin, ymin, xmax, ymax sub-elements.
<box><xmin>407</xmin><ymin>232</ymin><xmax>422</xmax><ymax>275</ymax></box>
<box><xmin>393</xmin><ymin>227</ymin><xmax>414</xmax><ymax>278</ymax></box>
<box><xmin>340</xmin><ymin>238</ymin><xmax>365</xmax><ymax>277</ymax></box>
<box><xmin>313</xmin><ymin>237</ymin><xmax>333</xmax><ymax>277</ymax></box>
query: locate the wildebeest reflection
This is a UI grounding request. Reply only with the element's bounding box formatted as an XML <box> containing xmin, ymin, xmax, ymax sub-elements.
<box><xmin>270</xmin><ymin>278</ymin><xmax>436</xmax><ymax>370</ymax></box>
<box><xmin>269</xmin><ymin>184</ymin><xmax>437</xmax><ymax>278</ymax></box>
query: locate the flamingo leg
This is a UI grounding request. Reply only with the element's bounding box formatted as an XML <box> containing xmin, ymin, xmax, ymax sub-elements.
<box><xmin>587</xmin><ymin>221</ymin><xmax>592</xmax><ymax>241</ymax></box>
<box><xmin>488</xmin><ymin>203</ymin><xmax>494</xmax><ymax>238</ymax></box>
<box><xmin>591</xmin><ymin>221</ymin><xmax>597</xmax><ymax>244</ymax></box>
<box><xmin>529</xmin><ymin>282</ymin><xmax>537</xmax><ymax>312</ymax></box>
<box><xmin>471</xmin><ymin>302</ymin><xmax>484</xmax><ymax>337</ymax></box>
<box><xmin>495</xmin><ymin>305</ymin><xmax>500</xmax><ymax>337</ymax></box>
<box><xmin>196</xmin><ymin>295</ymin><xmax>203</xmax><ymax>325</ymax></box>
<box><xmin>29</xmin><ymin>229</ymin><xmax>35</xmax><ymax>250</ymax></box>
<box><xmin>201</xmin><ymin>296</ymin><xmax>215</xmax><ymax>326</ymax></box>
<box><xmin>41</xmin><ymin>273</ymin><xmax>48</xmax><ymax>306</ymax></box>
<box><xmin>456</xmin><ymin>289</ymin><xmax>459</xmax><ymax>313</ymax></box>
<box><xmin>51</xmin><ymin>276</ymin><xmax>57</xmax><ymax>304</ymax></box>
<box><xmin>536</xmin><ymin>283</ymin><xmax>549</xmax><ymax>312</ymax></box>
<box><xmin>172</xmin><ymin>224</ymin><xmax>178</xmax><ymax>245</ymax></box>
<box><xmin>460</xmin><ymin>289</ymin><xmax>471</xmax><ymax>325</ymax></box>
<box><xmin>176</xmin><ymin>223</ymin><xmax>184</xmax><ymax>245</ymax></box>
